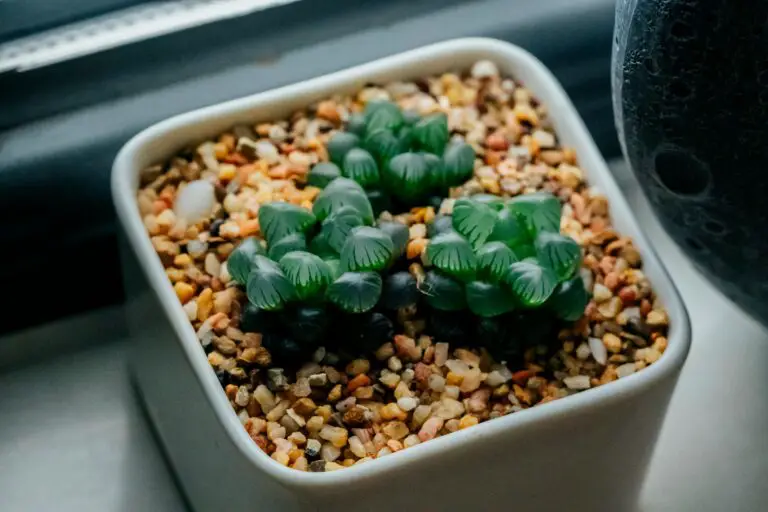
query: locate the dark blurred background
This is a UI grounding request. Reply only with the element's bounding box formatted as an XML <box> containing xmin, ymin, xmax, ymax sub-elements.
<box><xmin>0</xmin><ymin>0</ymin><xmax>618</xmax><ymax>335</ymax></box>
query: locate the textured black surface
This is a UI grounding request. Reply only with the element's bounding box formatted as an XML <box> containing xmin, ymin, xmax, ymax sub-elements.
<box><xmin>0</xmin><ymin>0</ymin><xmax>617</xmax><ymax>334</ymax></box>
<box><xmin>614</xmin><ymin>0</ymin><xmax>768</xmax><ymax>326</ymax></box>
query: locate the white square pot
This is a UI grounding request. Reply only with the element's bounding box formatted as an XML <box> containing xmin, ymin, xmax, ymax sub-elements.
<box><xmin>112</xmin><ymin>38</ymin><xmax>691</xmax><ymax>512</ymax></box>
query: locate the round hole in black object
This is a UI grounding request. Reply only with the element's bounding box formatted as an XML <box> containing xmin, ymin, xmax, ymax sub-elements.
<box><xmin>703</xmin><ymin>219</ymin><xmax>726</xmax><ymax>235</ymax></box>
<box><xmin>653</xmin><ymin>147</ymin><xmax>711</xmax><ymax>197</ymax></box>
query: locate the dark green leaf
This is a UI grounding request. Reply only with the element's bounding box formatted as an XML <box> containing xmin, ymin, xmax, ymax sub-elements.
<box><xmin>364</xmin><ymin>129</ymin><xmax>401</xmax><ymax>166</ymax></box>
<box><xmin>535</xmin><ymin>231</ymin><xmax>582</xmax><ymax>282</ymax></box>
<box><xmin>321</xmin><ymin>205</ymin><xmax>365</xmax><ymax>252</ymax></box>
<box><xmin>381</xmin><ymin>271</ymin><xmax>419</xmax><ymax>309</ymax></box>
<box><xmin>507</xmin><ymin>192</ymin><xmax>562</xmax><ymax>236</ymax></box>
<box><xmin>476</xmin><ymin>242</ymin><xmax>518</xmax><ymax>282</ymax></box>
<box><xmin>488</xmin><ymin>207</ymin><xmax>530</xmax><ymax>248</ymax></box>
<box><xmin>465</xmin><ymin>281</ymin><xmax>516</xmax><ymax>317</ymax></box>
<box><xmin>286</xmin><ymin>306</ymin><xmax>329</xmax><ymax>346</ymax></box>
<box><xmin>366</xmin><ymin>189</ymin><xmax>392</xmax><ymax>216</ymax></box>
<box><xmin>364</xmin><ymin>100</ymin><xmax>404</xmax><ymax>133</ymax></box>
<box><xmin>346</xmin><ymin>113</ymin><xmax>367</xmax><ymax>137</ymax></box>
<box><xmin>426</xmin><ymin>231</ymin><xmax>477</xmax><ymax>279</ymax></box>
<box><xmin>383</xmin><ymin>152</ymin><xmax>430</xmax><ymax>202</ymax></box>
<box><xmin>340</xmin><ymin>226</ymin><xmax>395</xmax><ymax>272</ymax></box>
<box><xmin>268</xmin><ymin>233</ymin><xmax>307</xmax><ymax>261</ymax></box>
<box><xmin>324</xmin><ymin>259</ymin><xmax>342</xmax><ymax>280</ymax></box>
<box><xmin>278</xmin><ymin>251</ymin><xmax>332</xmax><ymax>300</ymax></box>
<box><xmin>413</xmin><ymin>113</ymin><xmax>449</xmax><ymax>154</ymax></box>
<box><xmin>258</xmin><ymin>202</ymin><xmax>316</xmax><ymax>244</ymax></box>
<box><xmin>327</xmin><ymin>132</ymin><xmax>360</xmax><ymax>166</ymax></box>
<box><xmin>427</xmin><ymin>215</ymin><xmax>454</xmax><ymax>238</ymax></box>
<box><xmin>307</xmin><ymin>162</ymin><xmax>341</xmax><ymax>189</ymax></box>
<box><xmin>377</xmin><ymin>221</ymin><xmax>409</xmax><ymax>257</ymax></box>
<box><xmin>440</xmin><ymin>142</ymin><xmax>475</xmax><ymax>187</ymax></box>
<box><xmin>312</xmin><ymin>177</ymin><xmax>374</xmax><ymax>224</ymax></box>
<box><xmin>422</xmin><ymin>152</ymin><xmax>442</xmax><ymax>186</ymax></box>
<box><xmin>504</xmin><ymin>259</ymin><xmax>557</xmax><ymax>307</ymax></box>
<box><xmin>452</xmin><ymin>197</ymin><xmax>496</xmax><ymax>248</ymax></box>
<box><xmin>326</xmin><ymin>272</ymin><xmax>382</xmax><ymax>313</ymax></box>
<box><xmin>308</xmin><ymin>230</ymin><xmax>337</xmax><ymax>259</ymax></box>
<box><xmin>246</xmin><ymin>256</ymin><xmax>296</xmax><ymax>311</ymax></box>
<box><xmin>548</xmin><ymin>276</ymin><xmax>589</xmax><ymax>321</ymax></box>
<box><xmin>227</xmin><ymin>237</ymin><xmax>265</xmax><ymax>286</ymax></box>
<box><xmin>419</xmin><ymin>270</ymin><xmax>466</xmax><ymax>311</ymax></box>
<box><xmin>402</xmin><ymin>110</ymin><xmax>421</xmax><ymax>126</ymax></box>
<box><xmin>397</xmin><ymin>126</ymin><xmax>416</xmax><ymax>153</ymax></box>
<box><xmin>342</xmin><ymin>148</ymin><xmax>379</xmax><ymax>188</ymax></box>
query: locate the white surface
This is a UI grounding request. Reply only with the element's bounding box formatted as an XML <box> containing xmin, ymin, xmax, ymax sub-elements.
<box><xmin>112</xmin><ymin>38</ymin><xmax>689</xmax><ymax>511</ymax></box>
<box><xmin>0</xmin><ymin>160</ymin><xmax>765</xmax><ymax>511</ymax></box>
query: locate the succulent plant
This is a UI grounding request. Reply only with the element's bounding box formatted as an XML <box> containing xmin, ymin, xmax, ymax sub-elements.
<box><xmin>307</xmin><ymin>100</ymin><xmax>477</xmax><ymax>211</ymax></box>
<box><xmin>418</xmin><ymin>193</ymin><xmax>589</xmax><ymax>322</ymax></box>
<box><xmin>228</xmin><ymin>103</ymin><xmax>588</xmax><ymax>363</ymax></box>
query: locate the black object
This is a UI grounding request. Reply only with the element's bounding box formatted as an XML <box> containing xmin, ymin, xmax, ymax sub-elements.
<box><xmin>613</xmin><ymin>0</ymin><xmax>768</xmax><ymax>325</ymax></box>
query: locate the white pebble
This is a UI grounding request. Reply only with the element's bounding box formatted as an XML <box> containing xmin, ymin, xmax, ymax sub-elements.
<box><xmin>320</xmin><ymin>443</ymin><xmax>341</xmax><ymax>462</ymax></box>
<box><xmin>443</xmin><ymin>385</ymin><xmax>460</xmax><ymax>400</ymax></box>
<box><xmin>237</xmin><ymin>409</ymin><xmax>249</xmax><ymax>424</ymax></box>
<box><xmin>434</xmin><ymin>343</ymin><xmax>449</xmax><ymax>367</ymax></box>
<box><xmin>616</xmin><ymin>363</ymin><xmax>637</xmax><ymax>379</ymax></box>
<box><xmin>182</xmin><ymin>301</ymin><xmax>198</xmax><ymax>322</ymax></box>
<box><xmin>403</xmin><ymin>434</ymin><xmax>421</xmax><ymax>448</ymax></box>
<box><xmin>348</xmin><ymin>436</ymin><xmax>367</xmax><ymax>458</ymax></box>
<box><xmin>253</xmin><ymin>385</ymin><xmax>276</xmax><ymax>412</ymax></box>
<box><xmin>174</xmin><ymin>180</ymin><xmax>215</xmax><ymax>224</ymax></box>
<box><xmin>589</xmin><ymin>337</ymin><xmax>608</xmax><ymax>365</ymax></box>
<box><xmin>397</xmin><ymin>396</ymin><xmax>419</xmax><ymax>412</ymax></box>
<box><xmin>575</xmin><ymin>342</ymin><xmax>592</xmax><ymax>361</ymax></box>
<box><xmin>234</xmin><ymin>386</ymin><xmax>250</xmax><ymax>407</ymax></box>
<box><xmin>484</xmin><ymin>370</ymin><xmax>508</xmax><ymax>388</ymax></box>
<box><xmin>428</xmin><ymin>374</ymin><xmax>446</xmax><ymax>392</ymax></box>
<box><xmin>255</xmin><ymin>140</ymin><xmax>280</xmax><ymax>164</ymax></box>
<box><xmin>563</xmin><ymin>375</ymin><xmax>591</xmax><ymax>390</ymax></box>
<box><xmin>471</xmin><ymin>59</ymin><xmax>500</xmax><ymax>79</ymax></box>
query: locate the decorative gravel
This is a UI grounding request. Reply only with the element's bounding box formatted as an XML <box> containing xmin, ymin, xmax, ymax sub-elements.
<box><xmin>137</xmin><ymin>60</ymin><xmax>670</xmax><ymax>472</ymax></box>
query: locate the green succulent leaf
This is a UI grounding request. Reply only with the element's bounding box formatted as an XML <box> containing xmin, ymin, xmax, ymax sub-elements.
<box><xmin>426</xmin><ymin>231</ymin><xmax>477</xmax><ymax>279</ymax></box>
<box><xmin>377</xmin><ymin>220</ymin><xmax>409</xmax><ymax>257</ymax></box>
<box><xmin>413</xmin><ymin>112</ymin><xmax>449</xmax><ymax>155</ymax></box>
<box><xmin>476</xmin><ymin>242</ymin><xmax>518</xmax><ymax>282</ymax></box>
<box><xmin>278</xmin><ymin>251</ymin><xmax>332</xmax><ymax>300</ymax></box>
<box><xmin>488</xmin><ymin>207</ymin><xmax>530</xmax><ymax>248</ymax></box>
<box><xmin>326</xmin><ymin>271</ymin><xmax>382</xmax><ymax>313</ymax></box>
<box><xmin>312</xmin><ymin>177</ymin><xmax>374</xmax><ymax>224</ymax></box>
<box><xmin>366</xmin><ymin>189</ymin><xmax>392</xmax><ymax>217</ymax></box>
<box><xmin>324</xmin><ymin>259</ymin><xmax>343</xmax><ymax>280</ymax></box>
<box><xmin>419</xmin><ymin>270</ymin><xmax>466</xmax><ymax>311</ymax></box>
<box><xmin>246</xmin><ymin>256</ymin><xmax>296</xmax><ymax>311</ymax></box>
<box><xmin>308</xmin><ymin>230</ymin><xmax>337</xmax><ymax>259</ymax></box>
<box><xmin>383</xmin><ymin>152</ymin><xmax>430</xmax><ymax>201</ymax></box>
<box><xmin>402</xmin><ymin>110</ymin><xmax>421</xmax><ymax>126</ymax></box>
<box><xmin>422</xmin><ymin>152</ymin><xmax>442</xmax><ymax>185</ymax></box>
<box><xmin>227</xmin><ymin>237</ymin><xmax>265</xmax><ymax>286</ymax></box>
<box><xmin>347</xmin><ymin>113</ymin><xmax>367</xmax><ymax>137</ymax></box>
<box><xmin>340</xmin><ymin>226</ymin><xmax>395</xmax><ymax>272</ymax></box>
<box><xmin>535</xmin><ymin>231</ymin><xmax>582</xmax><ymax>282</ymax></box>
<box><xmin>452</xmin><ymin>197</ymin><xmax>496</xmax><ymax>248</ymax></box>
<box><xmin>465</xmin><ymin>281</ymin><xmax>516</xmax><ymax>317</ymax></box>
<box><xmin>307</xmin><ymin>162</ymin><xmax>341</xmax><ymax>189</ymax></box>
<box><xmin>397</xmin><ymin>126</ymin><xmax>416</xmax><ymax>153</ymax></box>
<box><xmin>548</xmin><ymin>276</ymin><xmax>589</xmax><ymax>321</ymax></box>
<box><xmin>364</xmin><ymin>129</ymin><xmax>401</xmax><ymax>166</ymax></box>
<box><xmin>440</xmin><ymin>142</ymin><xmax>476</xmax><ymax>188</ymax></box>
<box><xmin>427</xmin><ymin>214</ymin><xmax>454</xmax><ymax>238</ymax></box>
<box><xmin>258</xmin><ymin>202</ymin><xmax>316</xmax><ymax>245</ymax></box>
<box><xmin>381</xmin><ymin>271</ymin><xmax>419</xmax><ymax>310</ymax></box>
<box><xmin>268</xmin><ymin>233</ymin><xmax>307</xmax><ymax>261</ymax></box>
<box><xmin>507</xmin><ymin>192</ymin><xmax>562</xmax><ymax>236</ymax></box>
<box><xmin>471</xmin><ymin>194</ymin><xmax>505</xmax><ymax>211</ymax></box>
<box><xmin>504</xmin><ymin>259</ymin><xmax>557</xmax><ymax>307</ymax></box>
<box><xmin>327</xmin><ymin>132</ymin><xmax>360</xmax><ymax>166</ymax></box>
<box><xmin>321</xmin><ymin>205</ymin><xmax>365</xmax><ymax>253</ymax></box>
<box><xmin>342</xmin><ymin>148</ymin><xmax>380</xmax><ymax>188</ymax></box>
<box><xmin>364</xmin><ymin>100</ymin><xmax>404</xmax><ymax>133</ymax></box>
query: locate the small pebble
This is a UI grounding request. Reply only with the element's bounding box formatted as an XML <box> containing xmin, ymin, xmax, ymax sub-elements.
<box><xmin>397</xmin><ymin>396</ymin><xmax>419</xmax><ymax>412</ymax></box>
<box><xmin>563</xmin><ymin>375</ymin><xmax>591</xmax><ymax>390</ymax></box>
<box><xmin>616</xmin><ymin>363</ymin><xmax>637</xmax><ymax>379</ymax></box>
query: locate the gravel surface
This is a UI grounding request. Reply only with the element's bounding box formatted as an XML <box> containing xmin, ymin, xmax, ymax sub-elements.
<box><xmin>137</xmin><ymin>60</ymin><xmax>670</xmax><ymax>472</ymax></box>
